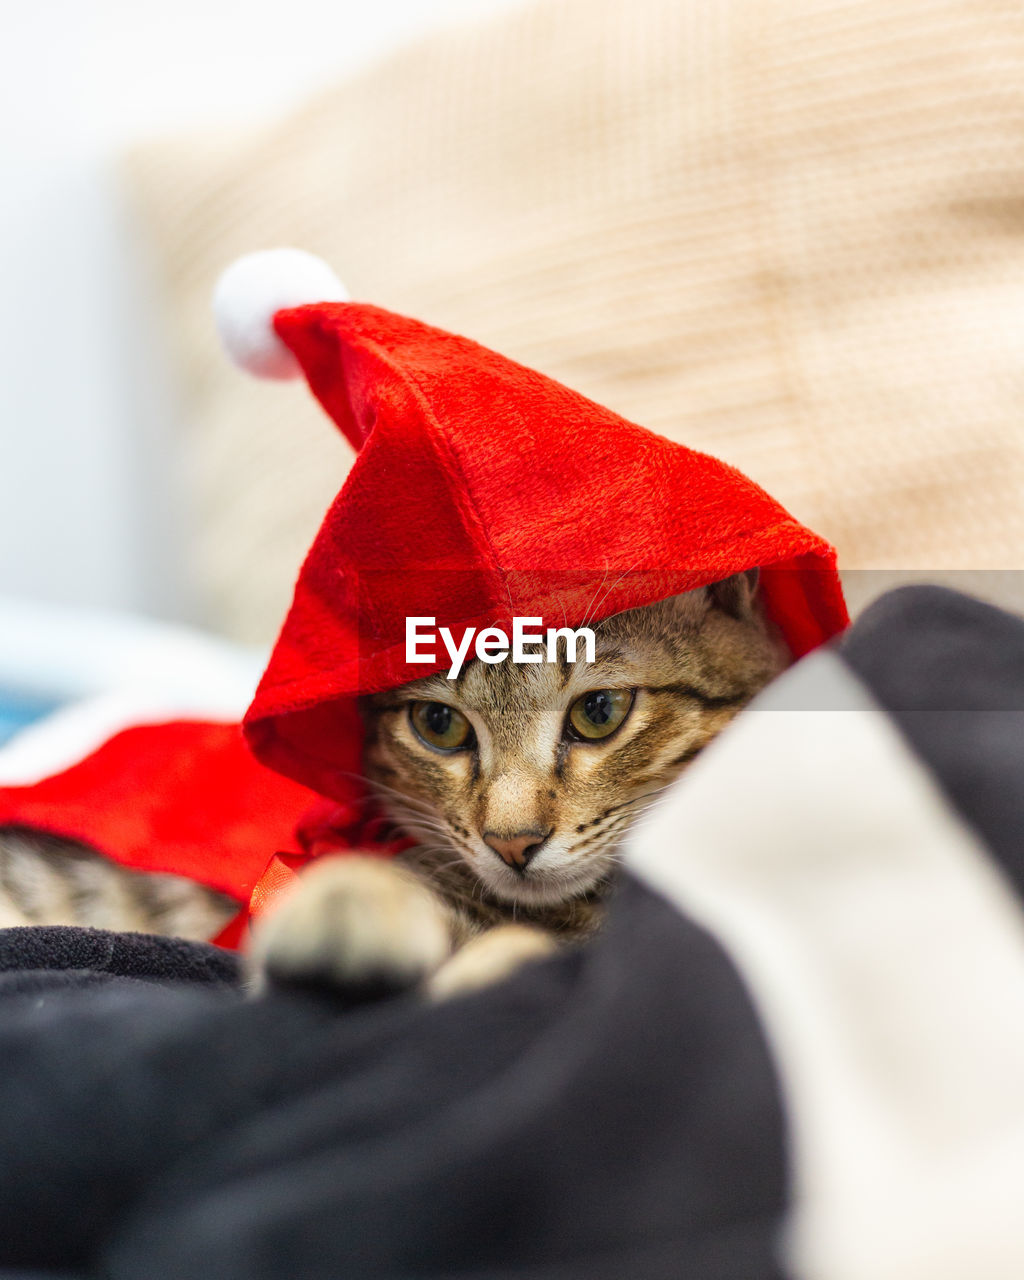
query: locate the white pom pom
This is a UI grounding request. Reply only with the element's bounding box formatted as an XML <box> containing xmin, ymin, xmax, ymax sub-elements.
<box><xmin>212</xmin><ymin>248</ymin><xmax>349</xmax><ymax>379</ymax></box>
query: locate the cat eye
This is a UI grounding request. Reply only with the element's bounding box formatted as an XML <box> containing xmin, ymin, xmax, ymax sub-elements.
<box><xmin>409</xmin><ymin>701</ymin><xmax>473</xmax><ymax>752</ymax></box>
<box><xmin>566</xmin><ymin>688</ymin><xmax>634</xmax><ymax>742</ymax></box>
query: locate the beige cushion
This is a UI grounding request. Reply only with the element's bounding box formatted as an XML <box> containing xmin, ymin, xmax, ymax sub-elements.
<box><xmin>125</xmin><ymin>0</ymin><xmax>1024</xmax><ymax>641</ymax></box>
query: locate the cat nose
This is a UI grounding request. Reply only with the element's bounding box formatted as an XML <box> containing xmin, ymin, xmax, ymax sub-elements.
<box><xmin>483</xmin><ymin>828</ymin><xmax>551</xmax><ymax>871</ymax></box>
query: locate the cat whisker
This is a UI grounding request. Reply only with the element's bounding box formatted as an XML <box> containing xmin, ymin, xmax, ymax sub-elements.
<box><xmin>582</xmin><ymin>559</ymin><xmax>640</xmax><ymax>630</ymax></box>
<box><xmin>566</xmin><ymin>813</ymin><xmax>636</xmax><ymax>855</ymax></box>
<box><xmin>411</xmin><ymin>854</ymin><xmax>467</xmax><ymax>872</ymax></box>
<box><xmin>337</xmin><ymin>771</ymin><xmax>454</xmax><ymax>833</ymax></box>
<box><xmin>573</xmin><ymin>563</ymin><xmax>614</xmax><ymax>632</ymax></box>
<box><xmin>577</xmin><ymin>562</ymin><xmax>612</xmax><ymax>630</ymax></box>
<box><xmin>426</xmin><ymin>861</ymin><xmax>474</xmax><ymax>877</ymax></box>
<box><xmin>394</xmin><ymin>814</ymin><xmax>455</xmax><ymax>841</ymax></box>
<box><xmin>363</xmin><ymin>776</ymin><xmax>444</xmax><ymax>819</ymax></box>
<box><xmin>381</xmin><ymin>800</ymin><xmax>454</xmax><ymax>834</ymax></box>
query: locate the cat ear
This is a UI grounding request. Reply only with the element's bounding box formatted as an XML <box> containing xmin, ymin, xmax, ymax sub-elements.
<box><xmin>708</xmin><ymin>568</ymin><xmax>760</xmax><ymax>620</ymax></box>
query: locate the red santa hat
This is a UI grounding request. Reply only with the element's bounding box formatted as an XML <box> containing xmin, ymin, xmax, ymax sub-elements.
<box><xmin>215</xmin><ymin>249</ymin><xmax>848</xmax><ymax>804</ymax></box>
<box><xmin>0</xmin><ymin>250</ymin><xmax>848</xmax><ymax>946</ymax></box>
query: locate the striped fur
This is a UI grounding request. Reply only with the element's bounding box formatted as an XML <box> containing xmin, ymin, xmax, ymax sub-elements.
<box><xmin>0</xmin><ymin>828</ymin><xmax>235</xmax><ymax>940</ymax></box>
<box><xmin>0</xmin><ymin>577</ymin><xmax>785</xmax><ymax>982</ymax></box>
<box><xmin>255</xmin><ymin>576</ymin><xmax>789</xmax><ymax>992</ymax></box>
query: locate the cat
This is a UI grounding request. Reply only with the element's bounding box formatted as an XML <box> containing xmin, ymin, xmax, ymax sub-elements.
<box><xmin>0</xmin><ymin>828</ymin><xmax>236</xmax><ymax>938</ymax></box>
<box><xmin>249</xmin><ymin>572</ymin><xmax>787</xmax><ymax>996</ymax></box>
<box><xmin>0</xmin><ymin>573</ymin><xmax>786</xmax><ymax>996</ymax></box>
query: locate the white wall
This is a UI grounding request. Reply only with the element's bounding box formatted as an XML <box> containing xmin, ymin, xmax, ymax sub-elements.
<box><xmin>0</xmin><ymin>0</ymin><xmax>523</xmax><ymax>623</ymax></box>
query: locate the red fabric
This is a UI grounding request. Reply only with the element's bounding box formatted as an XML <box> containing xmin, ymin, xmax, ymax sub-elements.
<box><xmin>0</xmin><ymin>722</ymin><xmax>317</xmax><ymax>899</ymax></box>
<box><xmin>213</xmin><ymin>798</ymin><xmax>416</xmax><ymax>947</ymax></box>
<box><xmin>0</xmin><ymin>722</ymin><xmax>408</xmax><ymax>948</ymax></box>
<box><xmin>0</xmin><ymin>298</ymin><xmax>848</xmax><ymax>947</ymax></box>
<box><xmin>245</xmin><ymin>302</ymin><xmax>848</xmax><ymax>801</ymax></box>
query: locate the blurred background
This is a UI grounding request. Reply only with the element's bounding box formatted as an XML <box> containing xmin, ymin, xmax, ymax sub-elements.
<box><xmin>0</xmin><ymin>0</ymin><xmax>522</xmax><ymax>626</ymax></box>
<box><xmin>2</xmin><ymin>0</ymin><xmax>1024</xmax><ymax>732</ymax></box>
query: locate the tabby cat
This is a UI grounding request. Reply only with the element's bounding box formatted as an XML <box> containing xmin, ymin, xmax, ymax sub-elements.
<box><xmin>0</xmin><ymin>574</ymin><xmax>785</xmax><ymax>995</ymax></box>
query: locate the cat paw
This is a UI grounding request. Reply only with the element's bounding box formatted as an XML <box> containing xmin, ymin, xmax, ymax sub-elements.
<box><xmin>247</xmin><ymin>855</ymin><xmax>452</xmax><ymax>999</ymax></box>
<box><xmin>427</xmin><ymin>924</ymin><xmax>556</xmax><ymax>1000</ymax></box>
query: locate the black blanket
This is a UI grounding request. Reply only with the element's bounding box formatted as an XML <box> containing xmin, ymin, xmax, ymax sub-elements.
<box><xmin>1</xmin><ymin>586</ymin><xmax>1022</xmax><ymax>1279</ymax></box>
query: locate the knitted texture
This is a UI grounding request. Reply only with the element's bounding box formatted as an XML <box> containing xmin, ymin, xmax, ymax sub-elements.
<box><xmin>125</xmin><ymin>0</ymin><xmax>1024</xmax><ymax>640</ymax></box>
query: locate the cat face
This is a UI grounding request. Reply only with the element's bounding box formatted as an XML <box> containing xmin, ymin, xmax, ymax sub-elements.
<box><xmin>360</xmin><ymin>577</ymin><xmax>786</xmax><ymax>909</ymax></box>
